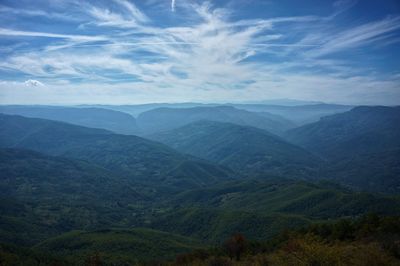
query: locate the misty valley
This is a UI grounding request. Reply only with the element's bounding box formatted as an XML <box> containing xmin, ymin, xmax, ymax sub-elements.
<box><xmin>0</xmin><ymin>103</ymin><xmax>400</xmax><ymax>265</ymax></box>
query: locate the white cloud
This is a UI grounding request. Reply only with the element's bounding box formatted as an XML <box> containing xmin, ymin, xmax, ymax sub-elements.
<box><xmin>86</xmin><ymin>6</ymin><xmax>137</xmax><ymax>28</ymax></box>
<box><xmin>82</xmin><ymin>0</ymin><xmax>149</xmax><ymax>29</ymax></box>
<box><xmin>0</xmin><ymin>1</ymin><xmax>399</xmax><ymax>105</ymax></box>
<box><xmin>24</xmin><ymin>79</ymin><xmax>44</xmax><ymax>87</ymax></box>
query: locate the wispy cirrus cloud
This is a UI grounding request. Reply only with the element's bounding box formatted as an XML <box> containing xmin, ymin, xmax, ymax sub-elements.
<box><xmin>303</xmin><ymin>16</ymin><xmax>400</xmax><ymax>57</ymax></box>
<box><xmin>82</xmin><ymin>0</ymin><xmax>149</xmax><ymax>29</ymax></box>
<box><xmin>0</xmin><ymin>0</ymin><xmax>399</xmax><ymax>105</ymax></box>
<box><xmin>0</xmin><ymin>4</ymin><xmax>80</xmax><ymax>22</ymax></box>
<box><xmin>113</xmin><ymin>0</ymin><xmax>149</xmax><ymax>23</ymax></box>
<box><xmin>0</xmin><ymin>28</ymin><xmax>104</xmax><ymax>41</ymax></box>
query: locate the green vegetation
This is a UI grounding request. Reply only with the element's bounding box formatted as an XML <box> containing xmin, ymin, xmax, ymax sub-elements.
<box><xmin>286</xmin><ymin>106</ymin><xmax>400</xmax><ymax>193</ymax></box>
<box><xmin>0</xmin><ymin>114</ymin><xmax>232</xmax><ymax>189</ymax></box>
<box><xmin>149</xmin><ymin>120</ymin><xmax>321</xmax><ymax>178</ymax></box>
<box><xmin>167</xmin><ymin>179</ymin><xmax>400</xmax><ymax>218</ymax></box>
<box><xmin>2</xmin><ymin>146</ymin><xmax>399</xmax><ymax>264</ymax></box>
<box><xmin>149</xmin><ymin>179</ymin><xmax>400</xmax><ymax>242</ymax></box>
<box><xmin>3</xmin><ymin>215</ymin><xmax>399</xmax><ymax>265</ymax></box>
<box><xmin>150</xmin><ymin>208</ymin><xmax>311</xmax><ymax>243</ymax></box>
<box><xmin>286</xmin><ymin>106</ymin><xmax>400</xmax><ymax>159</ymax></box>
<box><xmin>0</xmin><ymin>228</ymin><xmax>201</xmax><ymax>265</ymax></box>
<box><xmin>164</xmin><ymin>214</ymin><xmax>400</xmax><ymax>266</ymax></box>
<box><xmin>0</xmin><ymin>243</ymin><xmax>63</xmax><ymax>266</ymax></box>
<box><xmin>1</xmin><ymin>106</ymin><xmax>400</xmax><ymax>265</ymax></box>
<box><xmin>35</xmin><ymin>228</ymin><xmax>202</xmax><ymax>265</ymax></box>
<box><xmin>325</xmin><ymin>149</ymin><xmax>400</xmax><ymax>193</ymax></box>
<box><xmin>0</xmin><ymin>148</ymin><xmax>152</xmax><ymax>245</ymax></box>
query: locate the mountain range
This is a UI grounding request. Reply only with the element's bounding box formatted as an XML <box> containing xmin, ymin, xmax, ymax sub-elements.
<box><xmin>0</xmin><ymin>114</ymin><xmax>232</xmax><ymax>190</ymax></box>
<box><xmin>286</xmin><ymin>106</ymin><xmax>400</xmax><ymax>193</ymax></box>
<box><xmin>80</xmin><ymin>102</ymin><xmax>352</xmax><ymax>126</ymax></box>
<box><xmin>1</xmin><ymin>104</ymin><xmax>399</xmax><ymax>264</ymax></box>
<box><xmin>0</xmin><ymin>105</ymin><xmax>140</xmax><ymax>135</ymax></box>
<box><xmin>137</xmin><ymin>106</ymin><xmax>295</xmax><ymax>135</ymax></box>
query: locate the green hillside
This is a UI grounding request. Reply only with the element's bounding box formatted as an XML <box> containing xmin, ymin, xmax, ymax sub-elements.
<box><xmin>2</xmin><ymin>148</ymin><xmax>398</xmax><ymax>253</ymax></box>
<box><xmin>148</xmin><ymin>179</ymin><xmax>400</xmax><ymax>242</ymax></box>
<box><xmin>285</xmin><ymin>106</ymin><xmax>400</xmax><ymax>193</ymax></box>
<box><xmin>34</xmin><ymin>228</ymin><xmax>202</xmax><ymax>264</ymax></box>
<box><xmin>150</xmin><ymin>207</ymin><xmax>311</xmax><ymax>243</ymax></box>
<box><xmin>324</xmin><ymin>149</ymin><xmax>400</xmax><ymax>194</ymax></box>
<box><xmin>0</xmin><ymin>114</ymin><xmax>232</xmax><ymax>189</ymax></box>
<box><xmin>160</xmin><ymin>215</ymin><xmax>400</xmax><ymax>266</ymax></box>
<box><xmin>285</xmin><ymin>106</ymin><xmax>400</xmax><ymax>159</ymax></box>
<box><xmin>149</xmin><ymin>121</ymin><xmax>321</xmax><ymax>178</ymax></box>
<box><xmin>0</xmin><ymin>148</ymin><xmax>153</xmax><ymax>245</ymax></box>
<box><xmin>168</xmin><ymin>179</ymin><xmax>400</xmax><ymax>217</ymax></box>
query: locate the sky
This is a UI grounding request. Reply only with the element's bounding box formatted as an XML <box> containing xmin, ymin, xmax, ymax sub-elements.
<box><xmin>0</xmin><ymin>0</ymin><xmax>399</xmax><ymax>105</ymax></box>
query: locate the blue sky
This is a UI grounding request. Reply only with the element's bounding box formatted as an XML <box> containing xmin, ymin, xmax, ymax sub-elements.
<box><xmin>0</xmin><ymin>0</ymin><xmax>399</xmax><ymax>105</ymax></box>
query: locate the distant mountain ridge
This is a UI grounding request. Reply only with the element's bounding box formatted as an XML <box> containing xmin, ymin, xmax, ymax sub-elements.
<box><xmin>79</xmin><ymin>102</ymin><xmax>353</xmax><ymax>126</ymax></box>
<box><xmin>235</xmin><ymin>99</ymin><xmax>324</xmax><ymax>106</ymax></box>
<box><xmin>79</xmin><ymin>103</ymin><xmax>215</xmax><ymax>117</ymax></box>
<box><xmin>231</xmin><ymin>103</ymin><xmax>354</xmax><ymax>125</ymax></box>
<box><xmin>0</xmin><ymin>105</ymin><xmax>139</xmax><ymax>135</ymax></box>
<box><xmin>137</xmin><ymin>106</ymin><xmax>295</xmax><ymax>135</ymax></box>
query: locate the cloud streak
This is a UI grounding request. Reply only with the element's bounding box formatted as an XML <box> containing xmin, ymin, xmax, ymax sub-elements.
<box><xmin>305</xmin><ymin>16</ymin><xmax>400</xmax><ymax>57</ymax></box>
<box><xmin>171</xmin><ymin>0</ymin><xmax>176</xmax><ymax>12</ymax></box>
<box><xmin>0</xmin><ymin>28</ymin><xmax>104</xmax><ymax>41</ymax></box>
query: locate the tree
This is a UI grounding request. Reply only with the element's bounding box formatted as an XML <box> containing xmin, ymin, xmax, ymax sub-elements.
<box><xmin>85</xmin><ymin>253</ymin><xmax>103</xmax><ymax>266</ymax></box>
<box><xmin>223</xmin><ymin>233</ymin><xmax>247</xmax><ymax>261</ymax></box>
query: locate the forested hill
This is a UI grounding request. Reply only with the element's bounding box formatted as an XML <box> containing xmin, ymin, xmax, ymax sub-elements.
<box><xmin>0</xmin><ymin>114</ymin><xmax>232</xmax><ymax>189</ymax></box>
<box><xmin>285</xmin><ymin>106</ymin><xmax>400</xmax><ymax>159</ymax></box>
<box><xmin>149</xmin><ymin>120</ymin><xmax>321</xmax><ymax>178</ymax></box>
<box><xmin>285</xmin><ymin>106</ymin><xmax>400</xmax><ymax>193</ymax></box>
